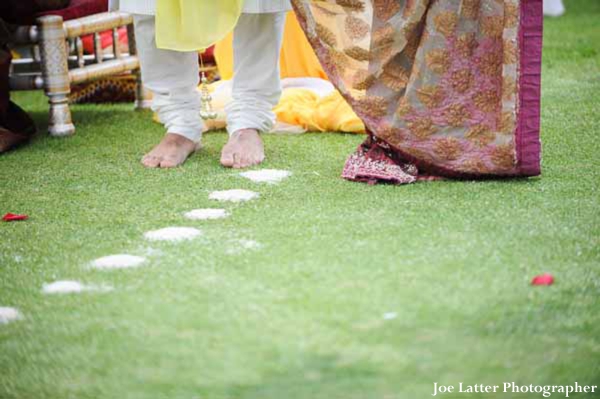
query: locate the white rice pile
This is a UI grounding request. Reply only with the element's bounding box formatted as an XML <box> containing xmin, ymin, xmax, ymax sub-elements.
<box><xmin>144</xmin><ymin>227</ymin><xmax>202</xmax><ymax>242</ymax></box>
<box><xmin>184</xmin><ymin>209</ymin><xmax>230</xmax><ymax>220</ymax></box>
<box><xmin>42</xmin><ymin>280</ymin><xmax>112</xmax><ymax>294</ymax></box>
<box><xmin>209</xmin><ymin>189</ymin><xmax>259</xmax><ymax>202</ymax></box>
<box><xmin>90</xmin><ymin>254</ymin><xmax>146</xmax><ymax>270</ymax></box>
<box><xmin>383</xmin><ymin>312</ymin><xmax>398</xmax><ymax>320</ymax></box>
<box><xmin>239</xmin><ymin>239</ymin><xmax>262</xmax><ymax>250</ymax></box>
<box><xmin>0</xmin><ymin>307</ymin><xmax>22</xmax><ymax>324</ymax></box>
<box><xmin>239</xmin><ymin>169</ymin><xmax>291</xmax><ymax>184</ymax></box>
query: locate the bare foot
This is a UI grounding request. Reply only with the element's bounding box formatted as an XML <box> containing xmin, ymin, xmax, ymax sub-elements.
<box><xmin>141</xmin><ymin>133</ymin><xmax>198</xmax><ymax>168</ymax></box>
<box><xmin>220</xmin><ymin>129</ymin><xmax>265</xmax><ymax>169</ymax></box>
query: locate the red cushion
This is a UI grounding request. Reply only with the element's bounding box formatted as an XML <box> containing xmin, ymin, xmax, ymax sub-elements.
<box><xmin>201</xmin><ymin>46</ymin><xmax>215</xmax><ymax>64</ymax></box>
<box><xmin>37</xmin><ymin>0</ymin><xmax>108</xmax><ymax>21</ymax></box>
<box><xmin>81</xmin><ymin>27</ymin><xmax>128</xmax><ymax>53</ymax></box>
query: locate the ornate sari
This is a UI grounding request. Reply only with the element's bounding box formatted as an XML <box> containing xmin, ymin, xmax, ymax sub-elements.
<box><xmin>292</xmin><ymin>0</ymin><xmax>542</xmax><ymax>184</ymax></box>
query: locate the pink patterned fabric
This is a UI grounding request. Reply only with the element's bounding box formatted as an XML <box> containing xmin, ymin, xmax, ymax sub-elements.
<box><xmin>292</xmin><ymin>0</ymin><xmax>543</xmax><ymax>184</ymax></box>
<box><xmin>342</xmin><ymin>136</ymin><xmax>418</xmax><ymax>184</ymax></box>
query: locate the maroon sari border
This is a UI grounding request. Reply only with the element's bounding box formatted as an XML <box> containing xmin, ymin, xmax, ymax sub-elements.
<box><xmin>516</xmin><ymin>0</ymin><xmax>543</xmax><ymax>176</ymax></box>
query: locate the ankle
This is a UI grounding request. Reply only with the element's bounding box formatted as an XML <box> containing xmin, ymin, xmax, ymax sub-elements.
<box><xmin>165</xmin><ymin>132</ymin><xmax>199</xmax><ymax>145</ymax></box>
<box><xmin>232</xmin><ymin>128</ymin><xmax>259</xmax><ymax>138</ymax></box>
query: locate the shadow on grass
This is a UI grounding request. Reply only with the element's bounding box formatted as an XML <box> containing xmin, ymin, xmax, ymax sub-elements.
<box><xmin>213</xmin><ymin>355</ymin><xmax>384</xmax><ymax>399</ymax></box>
<box><xmin>27</xmin><ymin>105</ymin><xmax>149</xmax><ymax>133</ymax></box>
<box><xmin>441</xmin><ymin>176</ymin><xmax>543</xmax><ymax>186</ymax></box>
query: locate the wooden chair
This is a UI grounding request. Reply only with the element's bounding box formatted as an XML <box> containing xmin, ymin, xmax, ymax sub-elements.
<box><xmin>8</xmin><ymin>0</ymin><xmax>148</xmax><ymax>136</ymax></box>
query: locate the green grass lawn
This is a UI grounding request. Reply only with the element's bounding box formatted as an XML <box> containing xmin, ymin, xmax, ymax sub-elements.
<box><xmin>1</xmin><ymin>1</ymin><xmax>599</xmax><ymax>398</ymax></box>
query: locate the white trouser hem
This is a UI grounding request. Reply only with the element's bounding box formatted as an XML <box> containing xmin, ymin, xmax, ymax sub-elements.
<box><xmin>225</xmin><ymin>99</ymin><xmax>276</xmax><ymax>134</ymax></box>
<box><xmin>225</xmin><ymin>12</ymin><xmax>285</xmax><ymax>135</ymax></box>
<box><xmin>133</xmin><ymin>14</ymin><xmax>204</xmax><ymax>143</ymax></box>
<box><xmin>152</xmin><ymin>87</ymin><xmax>203</xmax><ymax>143</ymax></box>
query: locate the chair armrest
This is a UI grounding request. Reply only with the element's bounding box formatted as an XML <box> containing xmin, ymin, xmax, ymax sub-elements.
<box><xmin>62</xmin><ymin>11</ymin><xmax>133</xmax><ymax>38</ymax></box>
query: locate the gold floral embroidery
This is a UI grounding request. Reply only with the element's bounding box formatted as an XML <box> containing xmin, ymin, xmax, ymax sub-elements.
<box><xmin>375</xmin><ymin>44</ymin><xmax>396</xmax><ymax>66</ymax></box>
<box><xmin>480</xmin><ymin>16</ymin><xmax>504</xmax><ymax>38</ymax></box>
<box><xmin>356</xmin><ymin>96</ymin><xmax>389</xmax><ymax>118</ymax></box>
<box><xmin>381</xmin><ymin>69</ymin><xmax>409</xmax><ymax>91</ymax></box>
<box><xmin>335</xmin><ymin>0</ymin><xmax>366</xmax><ymax>12</ymax></box>
<box><xmin>499</xmin><ymin>111</ymin><xmax>516</xmax><ymax>133</ymax></box>
<box><xmin>327</xmin><ymin>49</ymin><xmax>351</xmax><ymax>76</ymax></box>
<box><xmin>434</xmin><ymin>137</ymin><xmax>463</xmax><ymax>160</ymax></box>
<box><xmin>455</xmin><ymin>33</ymin><xmax>477</xmax><ymax>58</ymax></box>
<box><xmin>465</xmin><ymin>124</ymin><xmax>495</xmax><ymax>146</ymax></box>
<box><xmin>417</xmin><ymin>85</ymin><xmax>445</xmax><ymax>108</ymax></box>
<box><xmin>377</xmin><ymin>124</ymin><xmax>394</xmax><ymax>140</ymax></box>
<box><xmin>461</xmin><ymin>0</ymin><xmax>480</xmax><ymax>19</ymax></box>
<box><xmin>402</xmin><ymin>0</ymin><xmax>419</xmax><ymax>18</ymax></box>
<box><xmin>353</xmin><ymin>70</ymin><xmax>376</xmax><ymax>90</ymax></box>
<box><xmin>407</xmin><ymin>117</ymin><xmax>436</xmax><ymax>139</ymax></box>
<box><xmin>378</xmin><ymin>124</ymin><xmax>406</xmax><ymax>143</ymax></box>
<box><xmin>457</xmin><ymin>157</ymin><xmax>491</xmax><ymax>174</ymax></box>
<box><xmin>450</xmin><ymin>69</ymin><xmax>474</xmax><ymax>93</ymax></box>
<box><xmin>503</xmin><ymin>39</ymin><xmax>518</xmax><ymax>64</ymax></box>
<box><xmin>381</xmin><ymin>56</ymin><xmax>409</xmax><ymax>90</ymax></box>
<box><xmin>465</xmin><ymin>123</ymin><xmax>488</xmax><ymax>137</ymax></box>
<box><xmin>478</xmin><ymin>52</ymin><xmax>502</xmax><ymax>77</ymax></box>
<box><xmin>373</xmin><ymin>24</ymin><xmax>395</xmax><ymax>48</ymax></box>
<box><xmin>443</xmin><ymin>103</ymin><xmax>470</xmax><ymax>126</ymax></box>
<box><xmin>344</xmin><ymin>46</ymin><xmax>371</xmax><ymax>61</ymax></box>
<box><xmin>490</xmin><ymin>144</ymin><xmax>516</xmax><ymax>170</ymax></box>
<box><xmin>473</xmin><ymin>89</ymin><xmax>500</xmax><ymax>112</ymax></box>
<box><xmin>434</xmin><ymin>11</ymin><xmax>459</xmax><ymax>38</ymax></box>
<box><xmin>313</xmin><ymin>3</ymin><xmax>338</xmax><ymax>18</ymax></box>
<box><xmin>502</xmin><ymin>76</ymin><xmax>516</xmax><ymax>100</ymax></box>
<box><xmin>345</xmin><ymin>15</ymin><xmax>370</xmax><ymax>40</ymax></box>
<box><xmin>316</xmin><ymin>23</ymin><xmax>337</xmax><ymax>47</ymax></box>
<box><xmin>373</xmin><ymin>0</ymin><xmax>402</xmax><ymax>21</ymax></box>
<box><xmin>504</xmin><ymin>2</ymin><xmax>519</xmax><ymax>29</ymax></box>
<box><xmin>425</xmin><ymin>48</ymin><xmax>451</xmax><ymax>74</ymax></box>
<box><xmin>396</xmin><ymin>97</ymin><xmax>413</xmax><ymax>117</ymax></box>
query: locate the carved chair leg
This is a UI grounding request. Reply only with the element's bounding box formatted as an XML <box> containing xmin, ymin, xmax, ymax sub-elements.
<box><xmin>38</xmin><ymin>15</ymin><xmax>75</xmax><ymax>136</ymax></box>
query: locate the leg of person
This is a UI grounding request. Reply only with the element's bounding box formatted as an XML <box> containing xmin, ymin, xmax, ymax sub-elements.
<box><xmin>221</xmin><ymin>11</ymin><xmax>286</xmax><ymax>168</ymax></box>
<box><xmin>0</xmin><ymin>19</ymin><xmax>36</xmax><ymax>153</ymax></box>
<box><xmin>133</xmin><ymin>14</ymin><xmax>203</xmax><ymax>168</ymax></box>
<box><xmin>0</xmin><ymin>42</ymin><xmax>21</xmax><ymax>153</ymax></box>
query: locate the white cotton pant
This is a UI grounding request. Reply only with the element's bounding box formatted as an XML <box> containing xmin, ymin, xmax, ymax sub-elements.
<box><xmin>133</xmin><ymin>12</ymin><xmax>286</xmax><ymax>143</ymax></box>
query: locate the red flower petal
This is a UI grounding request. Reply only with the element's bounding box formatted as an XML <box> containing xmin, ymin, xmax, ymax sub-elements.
<box><xmin>531</xmin><ymin>273</ymin><xmax>554</xmax><ymax>286</ymax></box>
<box><xmin>2</xmin><ymin>213</ymin><xmax>29</xmax><ymax>222</ymax></box>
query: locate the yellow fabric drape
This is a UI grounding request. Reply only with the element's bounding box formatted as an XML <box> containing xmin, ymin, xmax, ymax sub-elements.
<box><xmin>274</xmin><ymin>89</ymin><xmax>365</xmax><ymax>133</ymax></box>
<box><xmin>156</xmin><ymin>0</ymin><xmax>244</xmax><ymax>51</ymax></box>
<box><xmin>213</xmin><ymin>11</ymin><xmax>364</xmax><ymax>133</ymax></box>
<box><xmin>214</xmin><ymin>12</ymin><xmax>327</xmax><ymax>80</ymax></box>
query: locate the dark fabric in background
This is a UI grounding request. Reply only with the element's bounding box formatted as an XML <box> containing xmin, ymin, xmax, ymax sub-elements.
<box><xmin>0</xmin><ymin>0</ymin><xmax>67</xmax><ymax>127</ymax></box>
